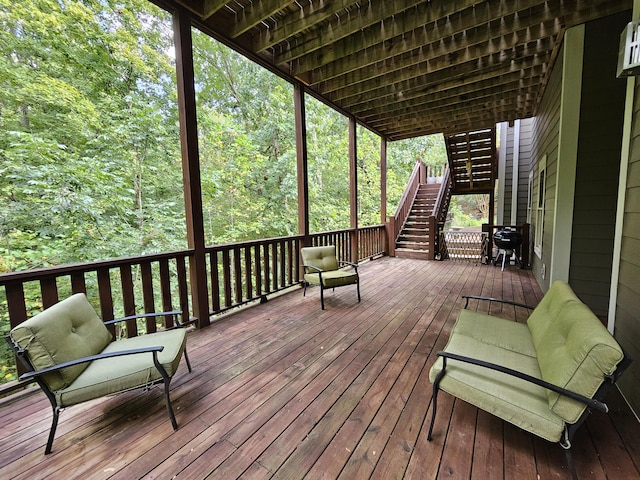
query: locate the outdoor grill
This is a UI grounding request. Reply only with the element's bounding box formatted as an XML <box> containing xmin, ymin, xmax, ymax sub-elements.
<box><xmin>493</xmin><ymin>229</ymin><xmax>523</xmax><ymax>250</ymax></box>
<box><xmin>493</xmin><ymin>229</ymin><xmax>523</xmax><ymax>271</ymax></box>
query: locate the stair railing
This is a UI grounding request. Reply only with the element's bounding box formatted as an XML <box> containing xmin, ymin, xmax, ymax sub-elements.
<box><xmin>429</xmin><ymin>165</ymin><xmax>452</xmax><ymax>259</ymax></box>
<box><xmin>388</xmin><ymin>160</ymin><xmax>426</xmax><ymax>255</ymax></box>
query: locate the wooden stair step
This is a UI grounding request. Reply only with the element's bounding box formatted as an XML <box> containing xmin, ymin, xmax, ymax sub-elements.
<box><xmin>394</xmin><ymin>248</ymin><xmax>430</xmax><ymax>260</ymax></box>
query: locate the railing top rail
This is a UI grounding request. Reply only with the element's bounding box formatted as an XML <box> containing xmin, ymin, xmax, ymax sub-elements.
<box><xmin>0</xmin><ymin>226</ymin><xmax>389</xmax><ymax>286</ymax></box>
<box><xmin>393</xmin><ymin>159</ymin><xmax>424</xmax><ymax>220</ymax></box>
<box><xmin>0</xmin><ymin>249</ymin><xmax>195</xmax><ymax>284</ymax></box>
<box><xmin>205</xmin><ymin>234</ymin><xmax>305</xmax><ymax>251</ymax></box>
<box><xmin>432</xmin><ymin>165</ymin><xmax>451</xmax><ymax>218</ymax></box>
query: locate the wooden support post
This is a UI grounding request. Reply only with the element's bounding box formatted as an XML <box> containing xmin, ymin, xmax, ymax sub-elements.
<box><xmin>381</xmin><ymin>136</ymin><xmax>387</xmax><ymax>224</ymax></box>
<box><xmin>349</xmin><ymin>116</ymin><xmax>358</xmax><ymax>263</ymax></box>
<box><xmin>428</xmin><ymin>216</ymin><xmax>437</xmax><ymax>260</ymax></box>
<box><xmin>295</xmin><ymin>83</ymin><xmax>310</xmax><ymax>245</ymax></box>
<box><xmin>381</xmin><ymin>136</ymin><xmax>389</xmax><ymax>255</ymax></box>
<box><xmin>173</xmin><ymin>9</ymin><xmax>210</xmax><ymax>327</ymax></box>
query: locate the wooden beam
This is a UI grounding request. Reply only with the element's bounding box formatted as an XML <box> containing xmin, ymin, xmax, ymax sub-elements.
<box><xmin>253</xmin><ymin>0</ymin><xmax>355</xmax><ymax>53</ymax></box>
<box><xmin>362</xmin><ymin>78</ymin><xmax>540</xmax><ymax>127</ymax></box>
<box><xmin>287</xmin><ymin>0</ymin><xmax>500</xmax><ymax>70</ymax></box>
<box><xmin>305</xmin><ymin>0</ymin><xmax>556</xmax><ymax>83</ymax></box>
<box><xmin>334</xmin><ymin>50</ymin><xmax>550</xmax><ymax>110</ymax></box>
<box><xmin>349</xmin><ymin>116</ymin><xmax>359</xmax><ymax>263</ymax></box>
<box><xmin>295</xmin><ymin>83</ymin><xmax>310</xmax><ymax>242</ymax></box>
<box><xmin>230</xmin><ymin>0</ymin><xmax>296</xmax><ymax>38</ymax></box>
<box><xmin>325</xmin><ymin>36</ymin><xmax>554</xmax><ymax>102</ymax></box>
<box><xmin>203</xmin><ymin>0</ymin><xmax>230</xmax><ymax>19</ymax></box>
<box><xmin>361</xmin><ymin>97</ymin><xmax>537</xmax><ymax>134</ymax></box>
<box><xmin>380</xmin><ymin>136</ymin><xmax>387</xmax><ymax>225</ymax></box>
<box><xmin>173</xmin><ymin>8</ymin><xmax>210</xmax><ymax>327</ymax></box>
<box><xmin>274</xmin><ymin>0</ymin><xmax>444</xmax><ymax>64</ymax></box>
<box><xmin>353</xmin><ymin>66</ymin><xmax>544</xmax><ymax>118</ymax></box>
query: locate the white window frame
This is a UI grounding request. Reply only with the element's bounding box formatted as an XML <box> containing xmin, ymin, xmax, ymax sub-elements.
<box><xmin>534</xmin><ymin>154</ymin><xmax>547</xmax><ymax>258</ymax></box>
<box><xmin>527</xmin><ymin>169</ymin><xmax>533</xmax><ymax>224</ymax></box>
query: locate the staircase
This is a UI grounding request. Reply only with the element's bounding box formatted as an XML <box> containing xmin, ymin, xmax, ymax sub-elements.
<box><xmin>395</xmin><ymin>183</ymin><xmax>441</xmax><ymax>260</ymax></box>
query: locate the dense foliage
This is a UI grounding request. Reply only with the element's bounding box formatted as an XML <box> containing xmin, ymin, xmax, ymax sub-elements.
<box><xmin>0</xmin><ymin>0</ymin><xmax>447</xmax><ymax>383</ymax></box>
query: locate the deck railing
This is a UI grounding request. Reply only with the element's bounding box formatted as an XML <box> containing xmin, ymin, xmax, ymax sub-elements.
<box><xmin>0</xmin><ymin>225</ymin><xmax>386</xmax><ymax>391</ymax></box>
<box><xmin>388</xmin><ymin>160</ymin><xmax>426</xmax><ymax>252</ymax></box>
<box><xmin>206</xmin><ymin>236</ymin><xmax>303</xmax><ymax>315</ymax></box>
<box><xmin>0</xmin><ymin>225</ymin><xmax>387</xmax><ymax>337</ymax></box>
<box><xmin>0</xmin><ymin>250</ymin><xmax>195</xmax><ymax>334</ymax></box>
<box><xmin>430</xmin><ymin>166</ymin><xmax>452</xmax><ymax>259</ymax></box>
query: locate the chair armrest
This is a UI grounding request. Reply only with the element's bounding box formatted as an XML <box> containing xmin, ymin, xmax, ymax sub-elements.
<box><xmin>436</xmin><ymin>351</ymin><xmax>608</xmax><ymax>413</ymax></box>
<box><xmin>302</xmin><ymin>264</ymin><xmax>324</xmax><ymax>273</ymax></box>
<box><xmin>338</xmin><ymin>261</ymin><xmax>358</xmax><ymax>270</ymax></box>
<box><xmin>104</xmin><ymin>310</ymin><xmax>188</xmax><ymax>328</ymax></box>
<box><xmin>18</xmin><ymin>346</ymin><xmax>165</xmax><ymax>382</ymax></box>
<box><xmin>462</xmin><ymin>295</ymin><xmax>535</xmax><ymax>310</ymax></box>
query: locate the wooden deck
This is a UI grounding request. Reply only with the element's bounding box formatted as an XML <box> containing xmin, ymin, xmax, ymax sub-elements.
<box><xmin>1</xmin><ymin>257</ymin><xmax>639</xmax><ymax>479</ymax></box>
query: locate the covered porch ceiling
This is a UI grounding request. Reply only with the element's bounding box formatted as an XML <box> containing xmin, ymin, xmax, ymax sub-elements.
<box><xmin>161</xmin><ymin>0</ymin><xmax>630</xmax><ymax>141</ymax></box>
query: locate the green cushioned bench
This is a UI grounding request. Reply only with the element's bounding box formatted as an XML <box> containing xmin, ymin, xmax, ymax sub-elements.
<box><xmin>427</xmin><ymin>281</ymin><xmax>630</xmax><ymax>472</ymax></box>
<box><xmin>6</xmin><ymin>293</ymin><xmax>192</xmax><ymax>454</ymax></box>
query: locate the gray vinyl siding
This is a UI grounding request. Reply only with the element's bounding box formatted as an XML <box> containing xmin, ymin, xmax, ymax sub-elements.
<box><xmin>570</xmin><ymin>12</ymin><xmax>629</xmax><ymax>317</ymax></box>
<box><xmin>501</xmin><ymin>119</ymin><xmax>533</xmax><ymax>227</ymax></box>
<box><xmin>502</xmin><ymin>126</ymin><xmax>515</xmax><ymax>224</ymax></box>
<box><xmin>617</xmin><ymin>65</ymin><xmax>640</xmax><ymax>416</ymax></box>
<box><xmin>516</xmin><ymin>119</ymin><xmax>533</xmax><ymax>226</ymax></box>
<box><xmin>529</xmin><ymin>46</ymin><xmax>562</xmax><ymax>292</ymax></box>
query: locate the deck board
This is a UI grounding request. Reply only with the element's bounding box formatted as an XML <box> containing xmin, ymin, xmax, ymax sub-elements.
<box><xmin>1</xmin><ymin>257</ymin><xmax>638</xmax><ymax>480</ymax></box>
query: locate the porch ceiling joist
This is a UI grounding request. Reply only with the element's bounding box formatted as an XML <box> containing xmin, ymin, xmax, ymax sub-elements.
<box><xmin>164</xmin><ymin>0</ymin><xmax>631</xmax><ymax>139</ymax></box>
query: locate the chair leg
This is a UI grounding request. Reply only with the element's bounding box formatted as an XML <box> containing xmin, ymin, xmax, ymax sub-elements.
<box><xmin>356</xmin><ymin>279</ymin><xmax>361</xmax><ymax>302</ymax></box>
<box><xmin>565</xmin><ymin>447</ymin><xmax>578</xmax><ymax>480</ymax></box>
<box><xmin>427</xmin><ymin>383</ymin><xmax>440</xmax><ymax>441</ymax></box>
<box><xmin>183</xmin><ymin>347</ymin><xmax>192</xmax><ymax>373</ymax></box>
<box><xmin>320</xmin><ymin>286</ymin><xmax>325</xmax><ymax>310</ymax></box>
<box><xmin>427</xmin><ymin>358</ymin><xmax>447</xmax><ymax>441</ymax></box>
<box><xmin>163</xmin><ymin>379</ymin><xmax>179</xmax><ymax>431</ymax></box>
<box><xmin>44</xmin><ymin>406</ymin><xmax>61</xmax><ymax>454</ymax></box>
<box><xmin>303</xmin><ymin>281</ymin><xmax>308</xmax><ymax>297</ymax></box>
<box><xmin>153</xmin><ymin>351</ymin><xmax>179</xmax><ymax>430</ymax></box>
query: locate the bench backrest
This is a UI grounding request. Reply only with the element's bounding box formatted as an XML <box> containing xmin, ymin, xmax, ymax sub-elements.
<box><xmin>527</xmin><ymin>281</ymin><xmax>624</xmax><ymax>423</ymax></box>
<box><xmin>10</xmin><ymin>293</ymin><xmax>113</xmax><ymax>391</ymax></box>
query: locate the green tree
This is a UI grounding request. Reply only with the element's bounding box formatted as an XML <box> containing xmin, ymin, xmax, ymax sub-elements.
<box><xmin>0</xmin><ymin>0</ymin><xmax>184</xmax><ymax>270</ymax></box>
<box><xmin>193</xmin><ymin>34</ymin><xmax>298</xmax><ymax>242</ymax></box>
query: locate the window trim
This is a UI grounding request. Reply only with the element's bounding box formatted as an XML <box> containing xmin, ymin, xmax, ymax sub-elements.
<box><xmin>534</xmin><ymin>154</ymin><xmax>547</xmax><ymax>259</ymax></box>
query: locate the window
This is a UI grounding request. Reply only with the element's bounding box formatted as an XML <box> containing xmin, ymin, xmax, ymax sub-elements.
<box><xmin>527</xmin><ymin>170</ymin><xmax>533</xmax><ymax>224</ymax></box>
<box><xmin>534</xmin><ymin>154</ymin><xmax>546</xmax><ymax>258</ymax></box>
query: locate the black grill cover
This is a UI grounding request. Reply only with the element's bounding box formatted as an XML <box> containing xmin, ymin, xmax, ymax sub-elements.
<box><xmin>493</xmin><ymin>229</ymin><xmax>523</xmax><ymax>249</ymax></box>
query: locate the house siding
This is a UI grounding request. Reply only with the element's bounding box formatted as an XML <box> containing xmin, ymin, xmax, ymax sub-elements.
<box><xmin>516</xmin><ymin>119</ymin><xmax>533</xmax><ymax>226</ymax></box>
<box><xmin>500</xmin><ymin>118</ymin><xmax>534</xmax><ymax>227</ymax></box>
<box><xmin>530</xmin><ymin>45</ymin><xmax>563</xmax><ymax>292</ymax></box>
<box><xmin>570</xmin><ymin>12</ymin><xmax>629</xmax><ymax>317</ymax></box>
<box><xmin>503</xmin><ymin>126</ymin><xmax>514</xmax><ymax>224</ymax></box>
<box><xmin>617</xmin><ymin>57</ymin><xmax>640</xmax><ymax>415</ymax></box>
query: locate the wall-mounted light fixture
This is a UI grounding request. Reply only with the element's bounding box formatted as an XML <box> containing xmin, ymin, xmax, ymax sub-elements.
<box><xmin>617</xmin><ymin>21</ymin><xmax>640</xmax><ymax>77</ymax></box>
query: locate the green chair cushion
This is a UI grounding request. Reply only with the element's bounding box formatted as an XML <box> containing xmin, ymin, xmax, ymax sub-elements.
<box><xmin>429</xmin><ymin>314</ymin><xmax>565</xmax><ymax>442</ymax></box>
<box><xmin>56</xmin><ymin>328</ymin><xmax>187</xmax><ymax>407</ymax></box>
<box><xmin>301</xmin><ymin>246</ymin><xmax>339</xmax><ymax>273</ymax></box>
<box><xmin>529</xmin><ymin>299</ymin><xmax>624</xmax><ymax>423</ymax></box>
<box><xmin>452</xmin><ymin>310</ymin><xmax>538</xmax><ymax>358</ymax></box>
<box><xmin>527</xmin><ymin>281</ymin><xmax>580</xmax><ymax>345</ymax></box>
<box><xmin>304</xmin><ymin>270</ymin><xmax>359</xmax><ymax>288</ymax></box>
<box><xmin>9</xmin><ymin>293</ymin><xmax>113</xmax><ymax>391</ymax></box>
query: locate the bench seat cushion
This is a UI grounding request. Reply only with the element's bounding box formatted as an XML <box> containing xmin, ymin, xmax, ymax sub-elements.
<box><xmin>56</xmin><ymin>328</ymin><xmax>187</xmax><ymax>407</ymax></box>
<box><xmin>528</xmin><ymin>298</ymin><xmax>624</xmax><ymax>423</ymax></box>
<box><xmin>429</xmin><ymin>312</ymin><xmax>566</xmax><ymax>442</ymax></box>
